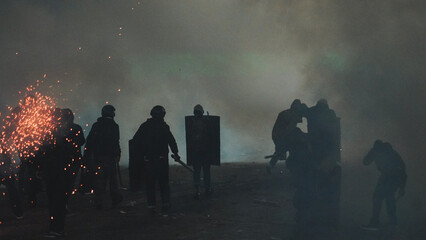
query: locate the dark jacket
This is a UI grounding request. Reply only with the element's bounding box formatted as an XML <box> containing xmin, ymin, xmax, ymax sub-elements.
<box><xmin>41</xmin><ymin>125</ymin><xmax>69</xmax><ymax>179</ymax></box>
<box><xmin>285</xmin><ymin>128</ymin><xmax>313</xmax><ymax>171</ymax></box>
<box><xmin>133</xmin><ymin>118</ymin><xmax>178</xmax><ymax>158</ymax></box>
<box><xmin>86</xmin><ymin>117</ymin><xmax>121</xmax><ymax>160</ymax></box>
<box><xmin>363</xmin><ymin>142</ymin><xmax>407</xmax><ymax>189</ymax></box>
<box><xmin>64</xmin><ymin>123</ymin><xmax>85</xmax><ymax>166</ymax></box>
<box><xmin>272</xmin><ymin>109</ymin><xmax>301</xmax><ymax>144</ymax></box>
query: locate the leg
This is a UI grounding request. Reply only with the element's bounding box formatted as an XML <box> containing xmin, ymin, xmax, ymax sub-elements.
<box><xmin>109</xmin><ymin>163</ymin><xmax>123</xmax><ymax>206</ymax></box>
<box><xmin>203</xmin><ymin>161</ymin><xmax>212</xmax><ymax>195</ymax></box>
<box><xmin>384</xmin><ymin>180</ymin><xmax>398</xmax><ymax>225</ymax></box>
<box><xmin>47</xmin><ymin>175</ymin><xmax>68</xmax><ymax>234</ymax></box>
<box><xmin>144</xmin><ymin>161</ymin><xmax>156</xmax><ymax>209</ymax></box>
<box><xmin>94</xmin><ymin>169</ymin><xmax>107</xmax><ymax>209</ymax></box>
<box><xmin>4</xmin><ymin>177</ymin><xmax>23</xmax><ymax>217</ymax></box>
<box><xmin>193</xmin><ymin>160</ymin><xmax>202</xmax><ymax>188</ymax></box>
<box><xmin>370</xmin><ymin>178</ymin><xmax>386</xmax><ymax>226</ymax></box>
<box><xmin>158</xmin><ymin>160</ymin><xmax>170</xmax><ymax>210</ymax></box>
<box><xmin>193</xmin><ymin>159</ymin><xmax>202</xmax><ymax>198</ymax></box>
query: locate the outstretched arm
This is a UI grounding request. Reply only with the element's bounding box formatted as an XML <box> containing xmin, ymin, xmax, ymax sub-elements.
<box><xmin>362</xmin><ymin>148</ymin><xmax>376</xmax><ymax>166</ymax></box>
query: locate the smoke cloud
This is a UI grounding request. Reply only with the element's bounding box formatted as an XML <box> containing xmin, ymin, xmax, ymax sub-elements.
<box><xmin>0</xmin><ymin>0</ymin><xmax>424</xmax><ymax>167</ymax></box>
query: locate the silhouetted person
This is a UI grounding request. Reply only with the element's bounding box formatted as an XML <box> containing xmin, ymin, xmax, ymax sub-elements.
<box><xmin>306</xmin><ymin>99</ymin><xmax>341</xmax><ymax>232</ymax></box>
<box><xmin>61</xmin><ymin>108</ymin><xmax>85</xmax><ymax>209</ymax></box>
<box><xmin>187</xmin><ymin>104</ymin><xmax>212</xmax><ymax>199</ymax></box>
<box><xmin>7</xmin><ymin>105</ymin><xmax>42</xmax><ymax>207</ymax></box>
<box><xmin>133</xmin><ymin>105</ymin><xmax>180</xmax><ymax>216</ymax></box>
<box><xmin>86</xmin><ymin>105</ymin><xmax>122</xmax><ymax>210</ymax></box>
<box><xmin>361</xmin><ymin>140</ymin><xmax>407</xmax><ymax>231</ymax></box>
<box><xmin>268</xmin><ymin>99</ymin><xmax>306</xmax><ymax>173</ymax></box>
<box><xmin>0</xmin><ymin>154</ymin><xmax>23</xmax><ymax>219</ymax></box>
<box><xmin>42</xmin><ymin>108</ymin><xmax>72</xmax><ymax>237</ymax></box>
<box><xmin>306</xmin><ymin>99</ymin><xmax>338</xmax><ymax>166</ymax></box>
<box><xmin>283</xmin><ymin>126</ymin><xmax>317</xmax><ymax>238</ymax></box>
<box><xmin>0</xmin><ymin>107</ymin><xmax>24</xmax><ymax>219</ymax></box>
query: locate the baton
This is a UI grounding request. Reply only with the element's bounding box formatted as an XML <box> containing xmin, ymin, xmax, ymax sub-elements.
<box><xmin>171</xmin><ymin>154</ymin><xmax>194</xmax><ymax>173</ymax></box>
<box><xmin>264</xmin><ymin>154</ymin><xmax>286</xmax><ymax>160</ymax></box>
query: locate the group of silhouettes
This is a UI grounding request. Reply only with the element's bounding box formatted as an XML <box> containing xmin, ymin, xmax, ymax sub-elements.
<box><xmin>0</xmin><ymin>99</ymin><xmax>408</xmax><ymax>239</ymax></box>
<box><xmin>0</xmin><ymin>103</ymin><xmax>216</xmax><ymax>238</ymax></box>
<box><xmin>268</xmin><ymin>98</ymin><xmax>407</xmax><ymax>239</ymax></box>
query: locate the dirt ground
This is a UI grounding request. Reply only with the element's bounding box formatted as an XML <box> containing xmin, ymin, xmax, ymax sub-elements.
<box><xmin>1</xmin><ymin>161</ymin><xmax>425</xmax><ymax>240</ymax></box>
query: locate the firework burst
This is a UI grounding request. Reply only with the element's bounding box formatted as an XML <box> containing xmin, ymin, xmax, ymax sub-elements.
<box><xmin>0</xmin><ymin>87</ymin><xmax>58</xmax><ymax>171</ymax></box>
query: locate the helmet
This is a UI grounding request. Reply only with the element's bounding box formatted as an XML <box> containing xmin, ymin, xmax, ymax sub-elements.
<box><xmin>102</xmin><ymin>105</ymin><xmax>116</xmax><ymax>118</ymax></box>
<box><xmin>193</xmin><ymin>104</ymin><xmax>204</xmax><ymax>116</ymax></box>
<box><xmin>316</xmin><ymin>99</ymin><xmax>329</xmax><ymax>109</ymax></box>
<box><xmin>150</xmin><ymin>105</ymin><xmax>166</xmax><ymax>119</ymax></box>
<box><xmin>62</xmin><ymin>108</ymin><xmax>74</xmax><ymax>123</ymax></box>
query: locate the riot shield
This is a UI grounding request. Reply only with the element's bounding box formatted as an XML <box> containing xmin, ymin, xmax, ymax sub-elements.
<box><xmin>185</xmin><ymin>115</ymin><xmax>220</xmax><ymax>166</ymax></box>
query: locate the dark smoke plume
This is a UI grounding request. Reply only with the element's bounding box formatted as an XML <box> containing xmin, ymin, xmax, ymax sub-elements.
<box><xmin>0</xmin><ymin>0</ymin><xmax>424</xmax><ymax>166</ymax></box>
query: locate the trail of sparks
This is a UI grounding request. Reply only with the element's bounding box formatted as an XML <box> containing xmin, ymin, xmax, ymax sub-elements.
<box><xmin>1</xmin><ymin>86</ymin><xmax>57</xmax><ymax>182</ymax></box>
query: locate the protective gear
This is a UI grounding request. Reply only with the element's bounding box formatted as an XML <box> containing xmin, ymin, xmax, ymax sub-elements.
<box><xmin>101</xmin><ymin>105</ymin><xmax>116</xmax><ymax>118</ymax></box>
<box><xmin>150</xmin><ymin>105</ymin><xmax>166</xmax><ymax>119</ymax></box>
<box><xmin>193</xmin><ymin>104</ymin><xmax>204</xmax><ymax>116</ymax></box>
<box><xmin>132</xmin><ymin>112</ymin><xmax>179</xmax><ymax>212</ymax></box>
<box><xmin>86</xmin><ymin>107</ymin><xmax>122</xmax><ymax>209</ymax></box>
<box><xmin>316</xmin><ymin>99</ymin><xmax>329</xmax><ymax>108</ymax></box>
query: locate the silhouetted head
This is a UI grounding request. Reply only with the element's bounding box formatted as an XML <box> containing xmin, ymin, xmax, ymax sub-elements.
<box><xmin>150</xmin><ymin>105</ymin><xmax>166</xmax><ymax>119</ymax></box>
<box><xmin>101</xmin><ymin>105</ymin><xmax>116</xmax><ymax>118</ymax></box>
<box><xmin>290</xmin><ymin>99</ymin><xmax>307</xmax><ymax>118</ymax></box>
<box><xmin>62</xmin><ymin>108</ymin><xmax>74</xmax><ymax>124</ymax></box>
<box><xmin>374</xmin><ymin>139</ymin><xmax>384</xmax><ymax>148</ymax></box>
<box><xmin>193</xmin><ymin>104</ymin><xmax>204</xmax><ymax>116</ymax></box>
<box><xmin>316</xmin><ymin>99</ymin><xmax>329</xmax><ymax>109</ymax></box>
<box><xmin>290</xmin><ymin>99</ymin><xmax>302</xmax><ymax>110</ymax></box>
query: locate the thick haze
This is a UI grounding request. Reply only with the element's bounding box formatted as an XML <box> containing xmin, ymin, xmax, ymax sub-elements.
<box><xmin>0</xmin><ymin>0</ymin><xmax>425</xmax><ymax>166</ymax></box>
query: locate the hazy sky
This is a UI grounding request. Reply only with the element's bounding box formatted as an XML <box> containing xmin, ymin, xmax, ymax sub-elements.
<box><xmin>0</xmin><ymin>0</ymin><xmax>424</xmax><ymax>165</ymax></box>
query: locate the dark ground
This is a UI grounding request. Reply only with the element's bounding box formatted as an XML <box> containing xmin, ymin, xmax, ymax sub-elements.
<box><xmin>1</xmin><ymin>161</ymin><xmax>425</xmax><ymax>240</ymax></box>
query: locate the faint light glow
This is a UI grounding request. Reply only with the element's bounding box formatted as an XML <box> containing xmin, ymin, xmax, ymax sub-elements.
<box><xmin>78</xmin><ymin>46</ymin><xmax>82</xmax><ymax>51</ymax></box>
<box><xmin>15</xmin><ymin>52</ymin><xmax>19</xmax><ymax>55</ymax></box>
<box><xmin>108</xmin><ymin>56</ymin><xmax>111</xmax><ymax>59</ymax></box>
<box><xmin>117</xmin><ymin>89</ymin><xmax>121</xmax><ymax>92</ymax></box>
